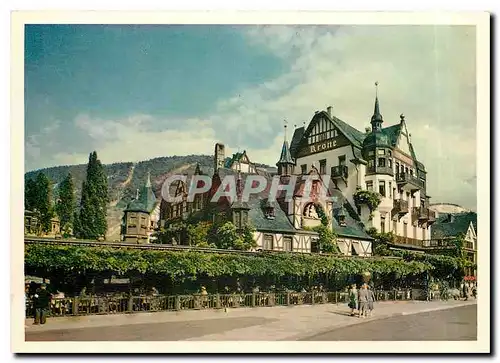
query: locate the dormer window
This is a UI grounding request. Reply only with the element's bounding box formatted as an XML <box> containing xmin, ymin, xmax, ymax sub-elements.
<box><xmin>265</xmin><ymin>206</ymin><xmax>275</xmax><ymax>220</ymax></box>
<box><xmin>336</xmin><ymin>207</ymin><xmax>347</xmax><ymax>227</ymax></box>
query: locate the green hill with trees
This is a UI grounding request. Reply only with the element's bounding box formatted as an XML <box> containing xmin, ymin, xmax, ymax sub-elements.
<box><xmin>25</xmin><ymin>154</ymin><xmax>215</xmax><ymax>240</ymax></box>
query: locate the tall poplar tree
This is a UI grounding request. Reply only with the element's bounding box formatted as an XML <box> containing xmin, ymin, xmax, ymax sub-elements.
<box><xmin>34</xmin><ymin>172</ymin><xmax>53</xmax><ymax>232</ymax></box>
<box><xmin>77</xmin><ymin>151</ymin><xmax>108</xmax><ymax>239</ymax></box>
<box><xmin>56</xmin><ymin>173</ymin><xmax>75</xmax><ymax>235</ymax></box>
<box><xmin>24</xmin><ymin>178</ymin><xmax>38</xmax><ymax>211</ymax></box>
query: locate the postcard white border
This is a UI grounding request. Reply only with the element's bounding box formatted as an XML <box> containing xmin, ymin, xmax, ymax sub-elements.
<box><xmin>11</xmin><ymin>11</ymin><xmax>490</xmax><ymax>354</ymax></box>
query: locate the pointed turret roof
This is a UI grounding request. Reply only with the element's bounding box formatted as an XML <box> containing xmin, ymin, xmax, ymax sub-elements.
<box><xmin>371</xmin><ymin>96</ymin><xmax>383</xmax><ymax>123</ymax></box>
<box><xmin>276</xmin><ymin>124</ymin><xmax>295</xmax><ymax>166</ymax></box>
<box><xmin>124</xmin><ymin>172</ymin><xmax>157</xmax><ymax>213</ymax></box>
<box><xmin>370</xmin><ymin>82</ymin><xmax>383</xmax><ymax>131</ymax></box>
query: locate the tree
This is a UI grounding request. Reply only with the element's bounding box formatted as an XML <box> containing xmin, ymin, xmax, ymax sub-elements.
<box><xmin>56</xmin><ymin>173</ymin><xmax>75</xmax><ymax>235</ymax></box>
<box><xmin>210</xmin><ymin>222</ymin><xmax>257</xmax><ymax>251</ymax></box>
<box><xmin>367</xmin><ymin>228</ymin><xmax>395</xmax><ymax>256</ymax></box>
<box><xmin>186</xmin><ymin>221</ymin><xmax>215</xmax><ymax>248</ymax></box>
<box><xmin>24</xmin><ymin>178</ymin><xmax>38</xmax><ymax>211</ymax></box>
<box><xmin>34</xmin><ymin>172</ymin><xmax>53</xmax><ymax>233</ymax></box>
<box><xmin>313</xmin><ymin>224</ymin><xmax>340</xmax><ymax>254</ymax></box>
<box><xmin>77</xmin><ymin>151</ymin><xmax>109</xmax><ymax>239</ymax></box>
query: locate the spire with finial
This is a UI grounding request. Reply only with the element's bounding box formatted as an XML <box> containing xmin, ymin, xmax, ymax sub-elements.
<box><xmin>371</xmin><ymin>81</ymin><xmax>383</xmax><ymax>131</ymax></box>
<box><xmin>276</xmin><ymin>119</ymin><xmax>295</xmax><ymax>176</ymax></box>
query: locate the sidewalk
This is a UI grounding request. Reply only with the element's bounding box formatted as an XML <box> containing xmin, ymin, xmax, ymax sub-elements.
<box><xmin>25</xmin><ymin>299</ymin><xmax>476</xmax><ymax>341</ymax></box>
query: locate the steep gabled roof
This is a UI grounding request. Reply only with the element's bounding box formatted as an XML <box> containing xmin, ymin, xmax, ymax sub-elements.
<box><xmin>291</xmin><ymin>111</ymin><xmax>367</xmax><ymax>157</ymax></box>
<box><xmin>327</xmin><ymin>112</ymin><xmax>366</xmax><ymax>148</ymax></box>
<box><xmin>289</xmin><ymin>127</ymin><xmax>305</xmax><ymax>156</ymax></box>
<box><xmin>213</xmin><ymin>167</ymin><xmax>297</xmax><ymax>233</ymax></box>
<box><xmin>332</xmin><ymin>202</ymin><xmax>373</xmax><ymax>240</ymax></box>
<box><xmin>381</xmin><ymin>123</ymin><xmax>402</xmax><ymax>147</ymax></box>
<box><xmin>431</xmin><ymin>212</ymin><xmax>478</xmax><ymax>239</ymax></box>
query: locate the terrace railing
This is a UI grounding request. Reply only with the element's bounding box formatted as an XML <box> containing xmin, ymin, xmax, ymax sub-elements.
<box><xmin>26</xmin><ymin>289</ymin><xmax>442</xmax><ymax>318</ymax></box>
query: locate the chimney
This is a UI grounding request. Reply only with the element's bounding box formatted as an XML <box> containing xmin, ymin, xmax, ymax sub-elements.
<box><xmin>447</xmin><ymin>214</ymin><xmax>454</xmax><ymax>223</ymax></box>
<box><xmin>327</xmin><ymin>106</ymin><xmax>332</xmax><ymax>117</ymax></box>
<box><xmin>214</xmin><ymin>143</ymin><xmax>225</xmax><ymax>172</ymax></box>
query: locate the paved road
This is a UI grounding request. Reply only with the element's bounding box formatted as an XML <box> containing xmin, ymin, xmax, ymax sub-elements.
<box><xmin>25</xmin><ymin>316</ymin><xmax>276</xmax><ymax>341</ymax></box>
<box><xmin>302</xmin><ymin>305</ymin><xmax>476</xmax><ymax>341</ymax></box>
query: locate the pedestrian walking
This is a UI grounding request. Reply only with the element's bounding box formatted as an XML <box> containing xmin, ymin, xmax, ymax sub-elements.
<box><xmin>357</xmin><ymin>283</ymin><xmax>369</xmax><ymax>318</ymax></box>
<box><xmin>348</xmin><ymin>284</ymin><xmax>357</xmax><ymax>316</ymax></box>
<box><xmin>466</xmin><ymin>283</ymin><xmax>473</xmax><ymax>301</ymax></box>
<box><xmin>367</xmin><ymin>285</ymin><xmax>375</xmax><ymax>317</ymax></box>
<box><xmin>33</xmin><ymin>284</ymin><xmax>52</xmax><ymax>325</ymax></box>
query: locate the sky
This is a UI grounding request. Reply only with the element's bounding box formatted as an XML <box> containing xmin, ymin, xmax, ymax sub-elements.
<box><xmin>25</xmin><ymin>24</ymin><xmax>477</xmax><ymax>210</ymax></box>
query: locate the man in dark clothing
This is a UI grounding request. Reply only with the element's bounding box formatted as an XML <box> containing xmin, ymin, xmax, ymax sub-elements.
<box><xmin>33</xmin><ymin>284</ymin><xmax>52</xmax><ymax>325</ymax></box>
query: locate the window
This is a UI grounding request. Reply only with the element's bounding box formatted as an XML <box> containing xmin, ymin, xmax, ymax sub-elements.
<box><xmin>378</xmin><ymin>158</ymin><xmax>386</xmax><ymax>167</ymax></box>
<box><xmin>379</xmin><ymin>180</ymin><xmax>386</xmax><ymax>197</ymax></box>
<box><xmin>319</xmin><ymin>159</ymin><xmax>326</xmax><ymax>174</ymax></box>
<box><xmin>412</xmin><ymin>195</ymin><xmax>416</xmax><ymax>208</ymax></box>
<box><xmin>381</xmin><ymin>217</ymin><xmax>386</xmax><ymax>233</ymax></box>
<box><xmin>388</xmin><ymin>158</ymin><xmax>392</xmax><ymax>169</ymax></box>
<box><xmin>413</xmin><ymin>225</ymin><xmax>417</xmax><ymax>239</ymax></box>
<box><xmin>311</xmin><ymin>239</ymin><xmax>320</xmax><ymax>253</ymax></box>
<box><xmin>283</xmin><ymin>236</ymin><xmax>293</xmax><ymax>252</ymax></box>
<box><xmin>301</xmin><ymin>164</ymin><xmax>307</xmax><ymax>174</ymax></box>
<box><xmin>233</xmin><ymin>211</ymin><xmax>242</xmax><ymax>228</ymax></box>
<box><xmin>377</xmin><ymin>149</ymin><xmax>386</xmax><ymax>155</ymax></box>
<box><xmin>366</xmin><ymin>181</ymin><xmax>373</xmax><ymax>191</ymax></box>
<box><xmin>405</xmin><ymin>167</ymin><xmax>409</xmax><ymax>174</ymax></box>
<box><xmin>393</xmin><ymin>220</ymin><xmax>397</xmax><ymax>233</ymax></box>
<box><xmin>338</xmin><ymin>155</ymin><xmax>346</xmax><ymax>166</ymax></box>
<box><xmin>403</xmin><ymin>222</ymin><xmax>408</xmax><ymax>237</ymax></box>
<box><xmin>422</xmin><ymin>228</ymin><xmax>426</xmax><ymax>240</ymax></box>
<box><xmin>265</xmin><ymin>206</ymin><xmax>275</xmax><ymax>220</ymax></box>
<box><xmin>388</xmin><ymin>150</ymin><xmax>392</xmax><ymax>156</ymax></box>
<box><xmin>389</xmin><ymin>182</ymin><xmax>392</xmax><ymax>198</ymax></box>
<box><xmin>368</xmin><ymin>159</ymin><xmax>374</xmax><ymax>168</ymax></box>
<box><xmin>263</xmin><ymin>234</ymin><xmax>273</xmax><ymax>250</ymax></box>
<box><xmin>420</xmin><ymin>198</ymin><xmax>425</xmax><ymax>208</ymax></box>
<box><xmin>395</xmin><ymin>162</ymin><xmax>400</xmax><ymax>174</ymax></box>
<box><xmin>368</xmin><ymin>151</ymin><xmax>375</xmax><ymax>157</ymax></box>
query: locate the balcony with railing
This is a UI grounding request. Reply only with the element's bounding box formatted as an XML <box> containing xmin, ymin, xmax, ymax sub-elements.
<box><xmin>391</xmin><ymin>199</ymin><xmax>409</xmax><ymax>219</ymax></box>
<box><xmin>366</xmin><ymin>165</ymin><xmax>394</xmax><ymax>176</ymax></box>
<box><xmin>396</xmin><ymin>173</ymin><xmax>424</xmax><ymax>192</ymax></box>
<box><xmin>393</xmin><ymin>235</ymin><xmax>424</xmax><ymax>248</ymax></box>
<box><xmin>422</xmin><ymin>239</ymin><xmax>456</xmax><ymax>249</ymax></box>
<box><xmin>331</xmin><ymin>165</ymin><xmax>348</xmax><ymax>180</ymax></box>
<box><xmin>427</xmin><ymin>209</ymin><xmax>436</xmax><ymax>225</ymax></box>
<box><xmin>413</xmin><ymin>206</ymin><xmax>436</xmax><ymax>225</ymax></box>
